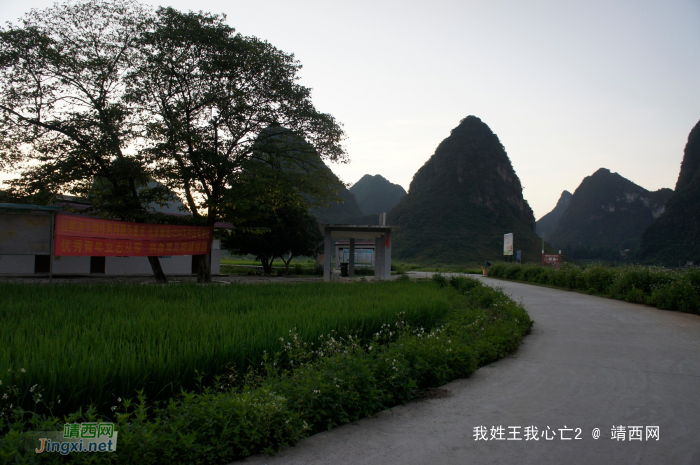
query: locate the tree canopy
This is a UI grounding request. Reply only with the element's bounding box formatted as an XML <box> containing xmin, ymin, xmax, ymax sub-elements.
<box><xmin>127</xmin><ymin>7</ymin><xmax>346</xmax><ymax>281</ymax></box>
<box><xmin>0</xmin><ymin>0</ymin><xmax>171</xmax><ymax>281</ymax></box>
<box><xmin>0</xmin><ymin>0</ymin><xmax>346</xmax><ymax>282</ymax></box>
<box><xmin>223</xmin><ymin>204</ymin><xmax>323</xmax><ymax>275</ymax></box>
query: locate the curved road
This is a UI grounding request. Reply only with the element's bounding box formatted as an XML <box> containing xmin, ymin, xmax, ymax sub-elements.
<box><xmin>244</xmin><ymin>276</ymin><xmax>700</xmax><ymax>464</ymax></box>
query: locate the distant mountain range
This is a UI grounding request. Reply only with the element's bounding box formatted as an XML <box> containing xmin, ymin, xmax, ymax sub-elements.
<box><xmin>638</xmin><ymin>119</ymin><xmax>700</xmax><ymax>265</ymax></box>
<box><xmin>388</xmin><ymin>116</ymin><xmax>546</xmax><ymax>264</ymax></box>
<box><xmin>310</xmin><ymin>116</ymin><xmax>699</xmax><ymax>266</ymax></box>
<box><xmin>541</xmin><ymin>168</ymin><xmax>672</xmax><ymax>257</ymax></box>
<box><xmin>349</xmin><ymin>174</ymin><xmax>406</xmax><ymax>216</ymax></box>
<box><xmin>312</xmin><ymin>174</ymin><xmax>407</xmax><ymax>225</ymax></box>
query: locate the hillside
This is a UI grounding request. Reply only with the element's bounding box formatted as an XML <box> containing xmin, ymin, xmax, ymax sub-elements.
<box><xmin>349</xmin><ymin>174</ymin><xmax>407</xmax><ymax>215</ymax></box>
<box><xmin>536</xmin><ymin>190</ymin><xmax>572</xmax><ymax>240</ymax></box>
<box><xmin>638</xmin><ymin>119</ymin><xmax>700</xmax><ymax>265</ymax></box>
<box><xmin>548</xmin><ymin>168</ymin><xmax>672</xmax><ymax>256</ymax></box>
<box><xmin>389</xmin><ymin>116</ymin><xmax>546</xmax><ymax>264</ymax></box>
<box><xmin>247</xmin><ymin>124</ymin><xmax>364</xmax><ymax>225</ymax></box>
<box><xmin>310</xmin><ymin>187</ymin><xmax>364</xmax><ymax>224</ymax></box>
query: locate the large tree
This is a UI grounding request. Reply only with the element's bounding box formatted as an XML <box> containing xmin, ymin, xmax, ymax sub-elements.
<box><xmin>128</xmin><ymin>8</ymin><xmax>346</xmax><ymax>282</ymax></box>
<box><xmin>0</xmin><ymin>0</ymin><xmax>171</xmax><ymax>282</ymax></box>
<box><xmin>223</xmin><ymin>204</ymin><xmax>323</xmax><ymax>275</ymax></box>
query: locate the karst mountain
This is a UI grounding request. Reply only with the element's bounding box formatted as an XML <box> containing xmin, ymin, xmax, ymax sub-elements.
<box><xmin>388</xmin><ymin>116</ymin><xmax>544</xmax><ymax>264</ymax></box>
<box><xmin>349</xmin><ymin>174</ymin><xmax>407</xmax><ymax>216</ymax></box>
<box><xmin>638</xmin><ymin>119</ymin><xmax>700</xmax><ymax>265</ymax></box>
<box><xmin>536</xmin><ymin>190</ymin><xmax>572</xmax><ymax>240</ymax></box>
<box><xmin>547</xmin><ymin>168</ymin><xmax>672</xmax><ymax>258</ymax></box>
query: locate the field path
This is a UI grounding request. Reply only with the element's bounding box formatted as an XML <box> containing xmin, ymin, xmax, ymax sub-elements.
<box><xmin>242</xmin><ymin>276</ymin><xmax>700</xmax><ymax>465</ymax></box>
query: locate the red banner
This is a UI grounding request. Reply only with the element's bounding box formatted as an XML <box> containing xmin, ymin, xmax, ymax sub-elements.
<box><xmin>54</xmin><ymin>215</ymin><xmax>213</xmax><ymax>257</ymax></box>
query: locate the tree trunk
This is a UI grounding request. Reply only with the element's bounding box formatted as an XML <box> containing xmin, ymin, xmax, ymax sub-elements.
<box><xmin>282</xmin><ymin>254</ymin><xmax>293</xmax><ymax>275</ymax></box>
<box><xmin>196</xmin><ymin>253</ymin><xmax>212</xmax><ymax>283</ymax></box>
<box><xmin>147</xmin><ymin>256</ymin><xmax>168</xmax><ymax>283</ymax></box>
<box><xmin>260</xmin><ymin>257</ymin><xmax>274</xmax><ymax>275</ymax></box>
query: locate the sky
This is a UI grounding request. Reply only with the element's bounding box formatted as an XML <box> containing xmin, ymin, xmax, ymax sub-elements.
<box><xmin>1</xmin><ymin>0</ymin><xmax>699</xmax><ymax>219</ymax></box>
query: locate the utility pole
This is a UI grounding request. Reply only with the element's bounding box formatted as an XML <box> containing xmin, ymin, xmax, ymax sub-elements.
<box><xmin>541</xmin><ymin>233</ymin><xmax>545</xmax><ymax>254</ymax></box>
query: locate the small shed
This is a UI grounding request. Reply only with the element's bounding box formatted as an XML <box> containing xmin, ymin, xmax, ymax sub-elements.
<box><xmin>320</xmin><ymin>224</ymin><xmax>396</xmax><ymax>281</ymax></box>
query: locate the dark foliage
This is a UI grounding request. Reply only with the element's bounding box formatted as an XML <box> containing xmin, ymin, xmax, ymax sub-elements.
<box><xmin>488</xmin><ymin>263</ymin><xmax>700</xmax><ymax>316</ymax></box>
<box><xmin>223</xmin><ymin>205</ymin><xmax>323</xmax><ymax>274</ymax></box>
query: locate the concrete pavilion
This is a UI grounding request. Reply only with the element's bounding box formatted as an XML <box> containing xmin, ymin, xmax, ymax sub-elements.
<box><xmin>321</xmin><ymin>224</ymin><xmax>397</xmax><ymax>281</ymax></box>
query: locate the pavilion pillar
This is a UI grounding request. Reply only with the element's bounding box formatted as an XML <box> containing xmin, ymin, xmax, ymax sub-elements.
<box><xmin>349</xmin><ymin>238</ymin><xmax>355</xmax><ymax>277</ymax></box>
<box><xmin>382</xmin><ymin>233</ymin><xmax>392</xmax><ymax>280</ymax></box>
<box><xmin>374</xmin><ymin>236</ymin><xmax>382</xmax><ymax>279</ymax></box>
<box><xmin>324</xmin><ymin>228</ymin><xmax>332</xmax><ymax>282</ymax></box>
<box><xmin>377</xmin><ymin>235</ymin><xmax>388</xmax><ymax>280</ymax></box>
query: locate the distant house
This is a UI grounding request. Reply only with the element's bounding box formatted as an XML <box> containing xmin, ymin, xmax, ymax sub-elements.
<box><xmin>0</xmin><ymin>195</ymin><xmax>227</xmax><ymax>276</ymax></box>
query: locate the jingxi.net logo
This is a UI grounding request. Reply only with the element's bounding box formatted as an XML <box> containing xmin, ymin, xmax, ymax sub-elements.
<box><xmin>30</xmin><ymin>422</ymin><xmax>117</xmax><ymax>455</ymax></box>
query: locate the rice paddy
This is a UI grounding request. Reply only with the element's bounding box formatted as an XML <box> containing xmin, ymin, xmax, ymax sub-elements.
<box><xmin>0</xmin><ymin>281</ymin><xmax>449</xmax><ymax>414</ymax></box>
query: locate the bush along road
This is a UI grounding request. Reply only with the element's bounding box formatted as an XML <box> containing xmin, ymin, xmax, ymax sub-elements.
<box><xmin>0</xmin><ymin>277</ymin><xmax>531</xmax><ymax>464</ymax></box>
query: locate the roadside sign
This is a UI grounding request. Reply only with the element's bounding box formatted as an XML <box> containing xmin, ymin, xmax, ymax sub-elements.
<box><xmin>503</xmin><ymin>233</ymin><xmax>513</xmax><ymax>256</ymax></box>
<box><xmin>516</xmin><ymin>250</ymin><xmax>521</xmax><ymax>262</ymax></box>
<box><xmin>542</xmin><ymin>253</ymin><xmax>562</xmax><ymax>269</ymax></box>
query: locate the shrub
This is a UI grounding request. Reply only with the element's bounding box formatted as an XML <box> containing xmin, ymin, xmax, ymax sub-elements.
<box><xmin>488</xmin><ymin>263</ymin><xmax>700</xmax><ymax>316</ymax></box>
<box><xmin>1</xmin><ymin>281</ymin><xmax>532</xmax><ymax>464</ymax></box>
<box><xmin>448</xmin><ymin>276</ymin><xmax>480</xmax><ymax>293</ymax></box>
<box><xmin>432</xmin><ymin>273</ymin><xmax>448</xmax><ymax>287</ymax></box>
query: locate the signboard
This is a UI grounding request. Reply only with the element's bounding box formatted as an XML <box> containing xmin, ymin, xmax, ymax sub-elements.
<box><xmin>503</xmin><ymin>233</ymin><xmax>513</xmax><ymax>256</ymax></box>
<box><xmin>542</xmin><ymin>253</ymin><xmax>562</xmax><ymax>269</ymax></box>
<box><xmin>342</xmin><ymin>249</ymin><xmax>374</xmax><ymax>265</ymax></box>
<box><xmin>516</xmin><ymin>250</ymin><xmax>521</xmax><ymax>262</ymax></box>
<box><xmin>0</xmin><ymin>213</ymin><xmax>51</xmax><ymax>254</ymax></box>
<box><xmin>54</xmin><ymin>215</ymin><xmax>213</xmax><ymax>257</ymax></box>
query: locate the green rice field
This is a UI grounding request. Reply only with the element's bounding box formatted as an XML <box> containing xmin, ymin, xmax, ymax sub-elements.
<box><xmin>0</xmin><ymin>281</ymin><xmax>449</xmax><ymax>415</ymax></box>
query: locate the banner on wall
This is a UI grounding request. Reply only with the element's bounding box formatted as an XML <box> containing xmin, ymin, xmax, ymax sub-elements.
<box><xmin>54</xmin><ymin>215</ymin><xmax>213</xmax><ymax>257</ymax></box>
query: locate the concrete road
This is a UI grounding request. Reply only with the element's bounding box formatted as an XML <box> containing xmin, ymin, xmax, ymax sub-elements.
<box><xmin>244</xmin><ymin>276</ymin><xmax>700</xmax><ymax>464</ymax></box>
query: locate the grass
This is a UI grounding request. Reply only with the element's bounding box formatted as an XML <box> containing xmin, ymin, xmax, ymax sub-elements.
<box><xmin>393</xmin><ymin>262</ymin><xmax>484</xmax><ymax>275</ymax></box>
<box><xmin>1</xmin><ymin>277</ymin><xmax>532</xmax><ymax>464</ymax></box>
<box><xmin>0</xmin><ymin>281</ymin><xmax>449</xmax><ymax>417</ymax></box>
<box><xmin>487</xmin><ymin>263</ymin><xmax>700</xmax><ymax>315</ymax></box>
<box><xmin>220</xmin><ymin>256</ymin><xmax>323</xmax><ymax>276</ymax></box>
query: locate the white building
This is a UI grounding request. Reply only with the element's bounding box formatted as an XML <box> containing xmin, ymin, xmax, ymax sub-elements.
<box><xmin>0</xmin><ymin>201</ymin><xmax>223</xmax><ymax>276</ymax></box>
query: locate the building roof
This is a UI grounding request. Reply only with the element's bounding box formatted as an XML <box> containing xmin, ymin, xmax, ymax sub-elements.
<box><xmin>321</xmin><ymin>224</ymin><xmax>397</xmax><ymax>240</ymax></box>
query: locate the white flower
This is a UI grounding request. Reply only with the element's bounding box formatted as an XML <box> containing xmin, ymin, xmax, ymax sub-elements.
<box><xmin>20</xmin><ymin>368</ymin><xmax>26</xmax><ymax>373</ymax></box>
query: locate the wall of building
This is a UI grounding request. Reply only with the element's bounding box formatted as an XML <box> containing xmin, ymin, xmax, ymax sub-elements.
<box><xmin>0</xmin><ymin>255</ymin><xmax>35</xmax><ymax>274</ymax></box>
<box><xmin>52</xmin><ymin>256</ymin><xmax>90</xmax><ymax>274</ymax></box>
<box><xmin>0</xmin><ymin>239</ymin><xmax>221</xmax><ymax>276</ymax></box>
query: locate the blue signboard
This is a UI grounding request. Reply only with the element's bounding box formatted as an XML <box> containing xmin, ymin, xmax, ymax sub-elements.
<box><xmin>516</xmin><ymin>250</ymin><xmax>521</xmax><ymax>261</ymax></box>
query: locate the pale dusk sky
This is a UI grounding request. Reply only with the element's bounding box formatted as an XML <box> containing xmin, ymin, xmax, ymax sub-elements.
<box><xmin>2</xmin><ymin>0</ymin><xmax>699</xmax><ymax>219</ymax></box>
